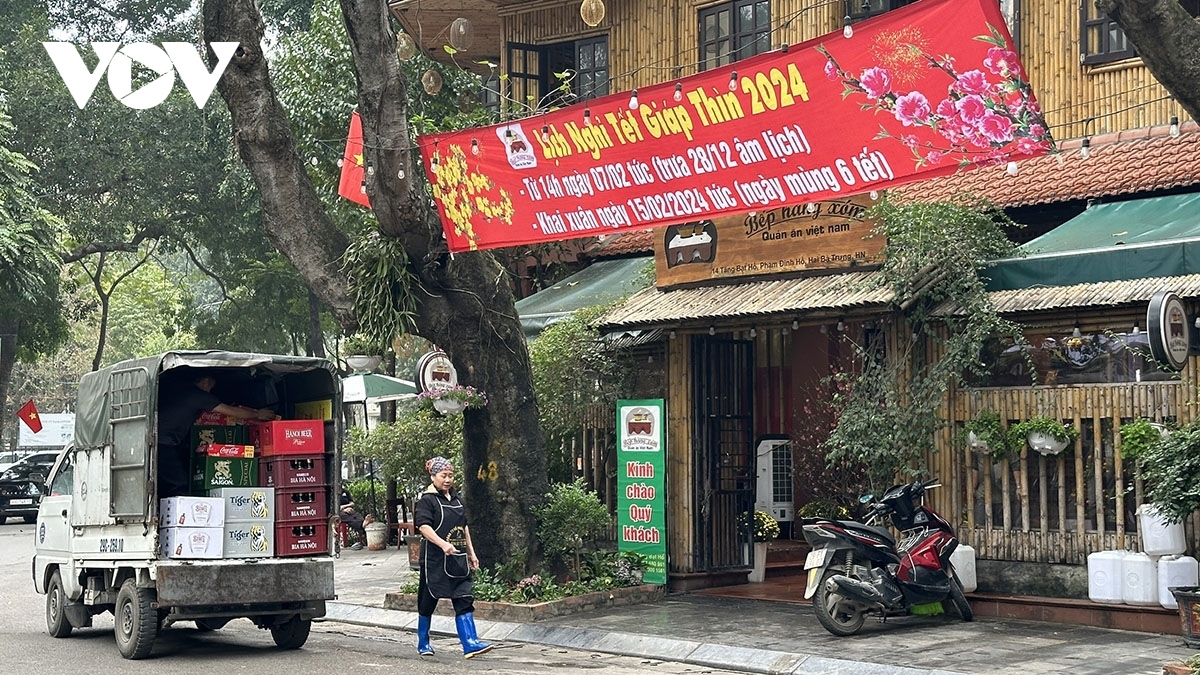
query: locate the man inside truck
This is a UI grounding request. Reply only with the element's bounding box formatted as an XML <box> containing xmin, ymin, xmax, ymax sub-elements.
<box><xmin>157</xmin><ymin>373</ymin><xmax>277</xmax><ymax>498</ymax></box>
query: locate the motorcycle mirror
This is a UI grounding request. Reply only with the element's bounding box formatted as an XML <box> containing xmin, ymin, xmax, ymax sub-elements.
<box><xmin>858</xmin><ymin>494</ymin><xmax>873</xmax><ymax>504</ymax></box>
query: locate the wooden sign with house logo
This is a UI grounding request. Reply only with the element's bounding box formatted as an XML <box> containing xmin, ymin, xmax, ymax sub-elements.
<box><xmin>653</xmin><ymin>193</ymin><xmax>884</xmax><ymax>289</ymax></box>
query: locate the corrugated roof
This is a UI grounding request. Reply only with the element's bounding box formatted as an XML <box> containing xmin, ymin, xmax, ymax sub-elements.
<box><xmin>601</xmin><ymin>271</ymin><xmax>892</xmax><ymax>328</ymax></box>
<box><xmin>935</xmin><ymin>274</ymin><xmax>1200</xmax><ymax>316</ymax></box>
<box><xmin>898</xmin><ymin>121</ymin><xmax>1200</xmax><ymax>208</ymax></box>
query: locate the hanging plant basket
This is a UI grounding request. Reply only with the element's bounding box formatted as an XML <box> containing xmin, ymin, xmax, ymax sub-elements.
<box><xmin>432</xmin><ymin>398</ymin><xmax>467</xmax><ymax>415</ymax></box>
<box><xmin>1010</xmin><ymin>416</ymin><xmax>1078</xmax><ymax>457</ymax></box>
<box><xmin>417</xmin><ymin>385</ymin><xmax>488</xmax><ymax>416</ymax></box>
<box><xmin>1026</xmin><ymin>430</ymin><xmax>1069</xmax><ymax>455</ymax></box>
<box><xmin>345</xmin><ymin>354</ymin><xmax>382</xmax><ymax>372</ymax></box>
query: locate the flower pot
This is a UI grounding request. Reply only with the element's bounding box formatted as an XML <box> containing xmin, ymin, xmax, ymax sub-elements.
<box><xmin>365</xmin><ymin>522</ymin><xmax>388</xmax><ymax>550</ymax></box>
<box><xmin>346</xmin><ymin>354</ymin><xmax>382</xmax><ymax>372</ymax></box>
<box><xmin>1171</xmin><ymin>586</ymin><xmax>1200</xmax><ymax>648</ymax></box>
<box><xmin>1027</xmin><ymin>431</ymin><xmax>1068</xmax><ymax>455</ymax></box>
<box><xmin>404</xmin><ymin>534</ymin><xmax>422</xmax><ymax>570</ymax></box>
<box><xmin>432</xmin><ymin>398</ymin><xmax>466</xmax><ymax>415</ymax></box>
<box><xmin>747</xmin><ymin>541</ymin><xmax>769</xmax><ymax>583</ymax></box>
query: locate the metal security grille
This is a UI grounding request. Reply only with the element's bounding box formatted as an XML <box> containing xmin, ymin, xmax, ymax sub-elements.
<box><xmin>109</xmin><ymin>366</ymin><xmax>151</xmax><ymax>520</ymax></box>
<box><xmin>690</xmin><ymin>336</ymin><xmax>754</xmax><ymax>571</ymax></box>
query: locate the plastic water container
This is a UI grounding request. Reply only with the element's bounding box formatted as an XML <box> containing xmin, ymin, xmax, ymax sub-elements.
<box><xmin>950</xmin><ymin>543</ymin><xmax>977</xmax><ymax>593</ymax></box>
<box><xmin>1159</xmin><ymin>555</ymin><xmax>1200</xmax><ymax>610</ymax></box>
<box><xmin>1122</xmin><ymin>551</ymin><xmax>1159</xmax><ymax>605</ymax></box>
<box><xmin>1088</xmin><ymin>550</ymin><xmax>1127</xmax><ymax>603</ymax></box>
<box><xmin>1138</xmin><ymin>504</ymin><xmax>1187</xmax><ymax>556</ymax></box>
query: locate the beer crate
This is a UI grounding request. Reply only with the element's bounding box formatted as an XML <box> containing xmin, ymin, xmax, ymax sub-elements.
<box><xmin>259</xmin><ymin>455</ymin><xmax>327</xmax><ymax>489</ymax></box>
<box><xmin>253</xmin><ymin>420</ymin><xmax>324</xmax><ymax>457</ymax></box>
<box><xmin>275</xmin><ymin>519</ymin><xmax>329</xmax><ymax>557</ymax></box>
<box><xmin>274</xmin><ymin>487</ymin><xmax>328</xmax><ymax>524</ymax></box>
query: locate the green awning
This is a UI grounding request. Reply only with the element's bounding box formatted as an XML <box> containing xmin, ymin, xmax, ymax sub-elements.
<box><xmin>985</xmin><ymin>192</ymin><xmax>1200</xmax><ymax>291</ymax></box>
<box><xmin>342</xmin><ymin>373</ymin><xmax>418</xmax><ymax>404</ymax></box>
<box><xmin>516</xmin><ymin>256</ymin><xmax>653</xmax><ymax>339</ymax></box>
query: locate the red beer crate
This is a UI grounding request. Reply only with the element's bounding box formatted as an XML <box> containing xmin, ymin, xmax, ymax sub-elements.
<box><xmin>252</xmin><ymin>419</ymin><xmax>325</xmax><ymax>457</ymax></box>
<box><xmin>259</xmin><ymin>454</ymin><xmax>327</xmax><ymax>489</ymax></box>
<box><xmin>275</xmin><ymin>487</ymin><xmax>329</xmax><ymax>524</ymax></box>
<box><xmin>274</xmin><ymin>519</ymin><xmax>329</xmax><ymax>557</ymax></box>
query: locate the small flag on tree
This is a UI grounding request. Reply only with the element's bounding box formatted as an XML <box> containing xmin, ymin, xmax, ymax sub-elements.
<box><xmin>337</xmin><ymin>111</ymin><xmax>371</xmax><ymax>208</ymax></box>
<box><xmin>17</xmin><ymin>399</ymin><xmax>42</xmax><ymax>434</ymax></box>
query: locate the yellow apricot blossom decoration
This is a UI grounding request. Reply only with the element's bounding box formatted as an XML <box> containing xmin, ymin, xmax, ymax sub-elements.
<box><xmin>431</xmin><ymin>144</ymin><xmax>514</xmax><ymax>250</ymax></box>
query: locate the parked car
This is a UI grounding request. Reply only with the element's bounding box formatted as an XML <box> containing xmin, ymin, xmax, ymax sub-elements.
<box><xmin>0</xmin><ymin>451</ymin><xmax>61</xmax><ymax>524</ymax></box>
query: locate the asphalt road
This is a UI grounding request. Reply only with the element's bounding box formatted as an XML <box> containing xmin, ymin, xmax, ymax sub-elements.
<box><xmin>0</xmin><ymin>519</ymin><xmax>738</xmax><ymax>674</ymax></box>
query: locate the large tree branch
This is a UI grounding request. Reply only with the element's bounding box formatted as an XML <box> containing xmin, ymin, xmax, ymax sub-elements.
<box><xmin>200</xmin><ymin>4</ymin><xmax>357</xmax><ymax>330</ymax></box>
<box><xmin>1097</xmin><ymin>0</ymin><xmax>1200</xmax><ymax>122</ymax></box>
<box><xmin>59</xmin><ymin>224</ymin><xmax>166</xmax><ymax>263</ymax></box>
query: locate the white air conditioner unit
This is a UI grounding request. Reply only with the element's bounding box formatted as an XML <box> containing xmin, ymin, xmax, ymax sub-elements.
<box><xmin>754</xmin><ymin>437</ymin><xmax>793</xmax><ymax>523</ymax></box>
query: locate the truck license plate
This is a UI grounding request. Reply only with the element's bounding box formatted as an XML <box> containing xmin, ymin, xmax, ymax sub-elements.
<box><xmin>804</xmin><ymin>547</ymin><xmax>827</xmax><ymax>570</ymax></box>
<box><xmin>10</xmin><ymin>498</ymin><xmax>32</xmax><ymax>506</ymax></box>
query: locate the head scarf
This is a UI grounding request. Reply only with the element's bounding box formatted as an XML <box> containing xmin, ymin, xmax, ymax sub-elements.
<box><xmin>426</xmin><ymin>456</ymin><xmax>453</xmax><ymax>476</ymax></box>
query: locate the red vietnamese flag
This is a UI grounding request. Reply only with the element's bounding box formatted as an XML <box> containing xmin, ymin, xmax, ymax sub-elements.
<box><xmin>17</xmin><ymin>399</ymin><xmax>42</xmax><ymax>434</ymax></box>
<box><xmin>338</xmin><ymin>111</ymin><xmax>371</xmax><ymax>208</ymax></box>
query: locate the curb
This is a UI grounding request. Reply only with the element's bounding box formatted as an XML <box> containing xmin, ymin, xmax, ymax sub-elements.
<box><xmin>320</xmin><ymin>602</ymin><xmax>966</xmax><ymax>675</ymax></box>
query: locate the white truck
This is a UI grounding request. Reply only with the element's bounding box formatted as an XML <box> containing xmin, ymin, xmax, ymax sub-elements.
<box><xmin>32</xmin><ymin>351</ymin><xmax>342</xmax><ymax>659</ymax></box>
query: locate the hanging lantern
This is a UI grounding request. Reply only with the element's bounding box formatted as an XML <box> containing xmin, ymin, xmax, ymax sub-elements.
<box><xmin>395</xmin><ymin>33</ymin><xmax>416</xmax><ymax>61</ymax></box>
<box><xmin>448</xmin><ymin>17</ymin><xmax>473</xmax><ymax>51</ymax></box>
<box><xmin>580</xmin><ymin>0</ymin><xmax>605</xmax><ymax>27</ymax></box>
<box><xmin>421</xmin><ymin>69</ymin><xmax>443</xmax><ymax>95</ymax></box>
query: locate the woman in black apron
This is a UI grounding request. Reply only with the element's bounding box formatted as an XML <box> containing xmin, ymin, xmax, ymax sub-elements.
<box><xmin>413</xmin><ymin>456</ymin><xmax>493</xmax><ymax>658</ymax></box>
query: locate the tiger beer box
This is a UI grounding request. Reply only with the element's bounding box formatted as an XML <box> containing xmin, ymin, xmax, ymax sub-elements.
<box><xmin>191</xmin><ymin>456</ymin><xmax>258</xmax><ymax>491</ymax></box>
<box><xmin>209</xmin><ymin>487</ymin><xmax>274</xmax><ymax>522</ymax></box>
<box><xmin>159</xmin><ymin>496</ymin><xmax>225</xmax><ymax>528</ymax></box>
<box><xmin>159</xmin><ymin>526</ymin><xmax>223</xmax><ymax>559</ymax></box>
<box><xmin>223</xmin><ymin>521</ymin><xmax>275</xmax><ymax>558</ymax></box>
<box><xmin>253</xmin><ymin>419</ymin><xmax>324</xmax><ymax>457</ymax></box>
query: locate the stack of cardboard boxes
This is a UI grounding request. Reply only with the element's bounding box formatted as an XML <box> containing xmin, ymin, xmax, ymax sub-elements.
<box><xmin>159</xmin><ymin>417</ymin><xmax>329</xmax><ymax>560</ymax></box>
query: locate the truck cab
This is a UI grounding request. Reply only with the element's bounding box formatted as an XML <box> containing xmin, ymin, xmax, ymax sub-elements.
<box><xmin>33</xmin><ymin>351</ymin><xmax>342</xmax><ymax>659</ymax></box>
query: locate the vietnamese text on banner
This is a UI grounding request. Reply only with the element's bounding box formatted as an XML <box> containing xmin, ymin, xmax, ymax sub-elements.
<box><xmin>417</xmin><ymin>0</ymin><xmax>1052</xmax><ymax>253</ymax></box>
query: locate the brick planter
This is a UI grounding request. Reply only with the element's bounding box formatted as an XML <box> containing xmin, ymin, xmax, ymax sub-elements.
<box><xmin>384</xmin><ymin>583</ymin><xmax>665</xmax><ymax>622</ymax></box>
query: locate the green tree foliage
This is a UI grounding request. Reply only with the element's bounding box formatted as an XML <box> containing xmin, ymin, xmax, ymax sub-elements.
<box><xmin>529</xmin><ymin>304</ymin><xmax>640</xmax><ymax>482</ymax></box>
<box><xmin>825</xmin><ymin>197</ymin><xmax>1025</xmax><ymax>492</ymax></box>
<box><xmin>342</xmin><ymin>406</ymin><xmax>463</xmax><ymax>508</ymax></box>
<box><xmin>534</xmin><ymin>479</ymin><xmax>613</xmax><ymax>575</ymax></box>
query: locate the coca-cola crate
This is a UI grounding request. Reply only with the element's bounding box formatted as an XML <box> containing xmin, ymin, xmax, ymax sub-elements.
<box><xmin>275</xmin><ymin>519</ymin><xmax>329</xmax><ymax>557</ymax></box>
<box><xmin>275</xmin><ymin>487</ymin><xmax>329</xmax><ymax>523</ymax></box>
<box><xmin>259</xmin><ymin>455</ymin><xmax>327</xmax><ymax>489</ymax></box>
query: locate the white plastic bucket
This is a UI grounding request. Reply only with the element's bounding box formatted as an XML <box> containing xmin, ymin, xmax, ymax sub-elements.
<box><xmin>1138</xmin><ymin>504</ymin><xmax>1186</xmax><ymax>556</ymax></box>
<box><xmin>950</xmin><ymin>544</ymin><xmax>977</xmax><ymax>593</ymax></box>
<box><xmin>365</xmin><ymin>522</ymin><xmax>388</xmax><ymax>550</ymax></box>
<box><xmin>1088</xmin><ymin>550</ymin><xmax>1126</xmax><ymax>603</ymax></box>
<box><xmin>1122</xmin><ymin>551</ymin><xmax>1159</xmax><ymax>606</ymax></box>
<box><xmin>1159</xmin><ymin>555</ymin><xmax>1200</xmax><ymax>610</ymax></box>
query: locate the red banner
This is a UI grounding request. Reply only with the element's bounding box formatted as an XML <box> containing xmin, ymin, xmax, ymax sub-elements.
<box><xmin>418</xmin><ymin>0</ymin><xmax>1052</xmax><ymax>253</ymax></box>
<box><xmin>339</xmin><ymin>111</ymin><xmax>371</xmax><ymax>208</ymax></box>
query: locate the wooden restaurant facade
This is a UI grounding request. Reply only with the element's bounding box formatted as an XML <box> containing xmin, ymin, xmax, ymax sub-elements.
<box><xmin>390</xmin><ymin>0</ymin><xmax>1200</xmax><ymax>592</ymax></box>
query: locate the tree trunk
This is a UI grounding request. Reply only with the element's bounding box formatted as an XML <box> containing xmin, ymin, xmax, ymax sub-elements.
<box><xmin>0</xmin><ymin>317</ymin><xmax>17</xmax><ymax>446</ymax></box>
<box><xmin>202</xmin><ymin>0</ymin><xmax>546</xmax><ymax>569</ymax></box>
<box><xmin>1096</xmin><ymin>0</ymin><xmax>1200</xmax><ymax>123</ymax></box>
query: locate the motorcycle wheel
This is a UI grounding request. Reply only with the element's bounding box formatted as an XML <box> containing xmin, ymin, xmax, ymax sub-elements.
<box><xmin>811</xmin><ymin>567</ymin><xmax>868</xmax><ymax>636</ymax></box>
<box><xmin>945</xmin><ymin>575</ymin><xmax>974</xmax><ymax>621</ymax></box>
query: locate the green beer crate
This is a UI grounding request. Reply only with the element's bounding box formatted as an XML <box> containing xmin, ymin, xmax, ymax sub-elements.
<box><xmin>191</xmin><ymin>455</ymin><xmax>259</xmax><ymax>492</ymax></box>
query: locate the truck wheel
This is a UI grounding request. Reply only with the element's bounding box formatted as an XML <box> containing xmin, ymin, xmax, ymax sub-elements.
<box><xmin>114</xmin><ymin>579</ymin><xmax>157</xmax><ymax>659</ymax></box>
<box><xmin>46</xmin><ymin>570</ymin><xmax>73</xmax><ymax>638</ymax></box>
<box><xmin>270</xmin><ymin>616</ymin><xmax>311</xmax><ymax>650</ymax></box>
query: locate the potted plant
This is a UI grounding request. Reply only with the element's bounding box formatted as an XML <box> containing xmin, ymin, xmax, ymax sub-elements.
<box><xmin>1117</xmin><ymin>418</ymin><xmax>1168</xmax><ymax>463</ymax></box>
<box><xmin>1009</xmin><ymin>415</ymin><xmax>1078</xmax><ymax>456</ymax></box>
<box><xmin>416</xmin><ymin>385</ymin><xmax>488</xmax><ymax>415</ymax></box>
<box><xmin>1121</xmin><ymin>419</ymin><xmax>1200</xmax><ymax>644</ymax></box>
<box><xmin>738</xmin><ymin>510</ymin><xmax>779</xmax><ymax>583</ymax></box>
<box><xmin>343</xmin><ymin>332</ymin><xmax>385</xmax><ymax>372</ymax></box>
<box><xmin>963</xmin><ymin>410</ymin><xmax>1013</xmax><ymax>463</ymax></box>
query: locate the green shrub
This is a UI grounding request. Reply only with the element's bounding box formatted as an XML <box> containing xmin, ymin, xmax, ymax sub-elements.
<box><xmin>534</xmin><ymin>479</ymin><xmax>613</xmax><ymax>575</ymax></box>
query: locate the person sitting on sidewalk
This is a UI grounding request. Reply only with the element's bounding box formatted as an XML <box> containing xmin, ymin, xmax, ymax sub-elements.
<box><xmin>340</xmin><ymin>487</ymin><xmax>368</xmax><ymax>550</ymax></box>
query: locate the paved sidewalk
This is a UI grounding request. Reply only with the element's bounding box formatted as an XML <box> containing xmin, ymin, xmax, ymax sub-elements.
<box><xmin>323</xmin><ymin>546</ymin><xmax>1195</xmax><ymax>675</ymax></box>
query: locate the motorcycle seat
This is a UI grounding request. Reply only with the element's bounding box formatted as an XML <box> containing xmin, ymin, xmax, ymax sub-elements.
<box><xmin>836</xmin><ymin>520</ymin><xmax>896</xmax><ymax>546</ymax></box>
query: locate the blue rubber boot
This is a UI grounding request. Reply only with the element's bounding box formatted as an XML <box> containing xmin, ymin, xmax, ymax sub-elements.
<box><xmin>417</xmin><ymin>614</ymin><xmax>435</xmax><ymax>655</ymax></box>
<box><xmin>454</xmin><ymin>612</ymin><xmax>493</xmax><ymax>658</ymax></box>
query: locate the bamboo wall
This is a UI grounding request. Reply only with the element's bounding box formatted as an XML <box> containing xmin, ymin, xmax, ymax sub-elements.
<box><xmin>497</xmin><ymin>0</ymin><xmax>1179</xmax><ymax>139</ymax></box>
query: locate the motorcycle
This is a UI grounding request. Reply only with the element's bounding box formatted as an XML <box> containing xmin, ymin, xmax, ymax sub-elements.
<box><xmin>800</xmin><ymin>477</ymin><xmax>973</xmax><ymax>636</ymax></box>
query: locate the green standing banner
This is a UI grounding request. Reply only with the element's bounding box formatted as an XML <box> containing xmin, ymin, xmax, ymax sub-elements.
<box><xmin>616</xmin><ymin>399</ymin><xmax>667</xmax><ymax>585</ymax></box>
